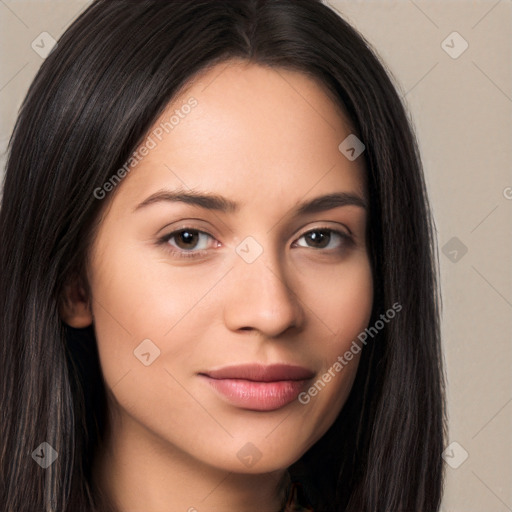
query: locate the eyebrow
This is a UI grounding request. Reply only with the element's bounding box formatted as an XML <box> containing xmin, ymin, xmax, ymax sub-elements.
<box><xmin>133</xmin><ymin>189</ymin><xmax>367</xmax><ymax>214</ymax></box>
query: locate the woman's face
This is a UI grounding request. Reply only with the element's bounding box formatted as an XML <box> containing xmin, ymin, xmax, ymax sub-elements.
<box><xmin>86</xmin><ymin>60</ymin><xmax>373</xmax><ymax>473</ymax></box>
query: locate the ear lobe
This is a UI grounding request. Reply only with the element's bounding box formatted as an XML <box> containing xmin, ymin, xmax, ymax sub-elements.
<box><xmin>59</xmin><ymin>280</ymin><xmax>93</xmax><ymax>328</ymax></box>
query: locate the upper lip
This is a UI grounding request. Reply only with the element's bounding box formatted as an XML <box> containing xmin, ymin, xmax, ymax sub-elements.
<box><xmin>200</xmin><ymin>364</ymin><xmax>315</xmax><ymax>382</ymax></box>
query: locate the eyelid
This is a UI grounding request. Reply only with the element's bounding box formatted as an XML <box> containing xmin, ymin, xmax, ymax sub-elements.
<box><xmin>296</xmin><ymin>223</ymin><xmax>351</xmax><ymax>239</ymax></box>
<box><xmin>156</xmin><ymin>218</ymin><xmax>218</xmax><ymax>238</ymax></box>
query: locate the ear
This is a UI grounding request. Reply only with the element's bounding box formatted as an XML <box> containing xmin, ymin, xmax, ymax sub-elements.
<box><xmin>59</xmin><ymin>278</ymin><xmax>93</xmax><ymax>328</ymax></box>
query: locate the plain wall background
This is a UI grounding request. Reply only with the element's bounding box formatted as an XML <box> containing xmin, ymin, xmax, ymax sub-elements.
<box><xmin>1</xmin><ymin>1</ymin><xmax>511</xmax><ymax>511</ymax></box>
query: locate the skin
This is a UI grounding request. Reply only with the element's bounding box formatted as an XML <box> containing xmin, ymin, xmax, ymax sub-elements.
<box><xmin>62</xmin><ymin>59</ymin><xmax>373</xmax><ymax>512</ymax></box>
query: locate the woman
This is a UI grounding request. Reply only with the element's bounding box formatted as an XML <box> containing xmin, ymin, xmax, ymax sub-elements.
<box><xmin>0</xmin><ymin>1</ymin><xmax>446</xmax><ymax>510</ymax></box>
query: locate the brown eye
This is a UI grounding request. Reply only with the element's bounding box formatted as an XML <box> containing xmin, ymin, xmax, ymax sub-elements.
<box><xmin>174</xmin><ymin>230</ymin><xmax>201</xmax><ymax>249</ymax></box>
<box><xmin>303</xmin><ymin>229</ymin><xmax>331</xmax><ymax>248</ymax></box>
<box><xmin>163</xmin><ymin>229</ymin><xmax>215</xmax><ymax>253</ymax></box>
<box><xmin>295</xmin><ymin>228</ymin><xmax>350</xmax><ymax>250</ymax></box>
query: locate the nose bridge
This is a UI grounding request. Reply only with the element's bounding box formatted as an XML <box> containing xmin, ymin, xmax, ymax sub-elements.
<box><xmin>223</xmin><ymin>238</ymin><xmax>304</xmax><ymax>336</ymax></box>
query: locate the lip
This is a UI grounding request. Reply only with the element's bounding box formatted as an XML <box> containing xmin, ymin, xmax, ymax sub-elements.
<box><xmin>199</xmin><ymin>364</ymin><xmax>315</xmax><ymax>411</ymax></box>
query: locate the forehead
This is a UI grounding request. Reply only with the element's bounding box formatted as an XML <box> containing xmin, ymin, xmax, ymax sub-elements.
<box><xmin>110</xmin><ymin>59</ymin><xmax>366</xmax><ymax>213</ymax></box>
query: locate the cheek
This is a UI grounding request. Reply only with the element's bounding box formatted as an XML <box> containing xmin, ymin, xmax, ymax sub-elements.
<box><xmin>295</xmin><ymin>256</ymin><xmax>373</xmax><ymax>431</ymax></box>
<box><xmin>88</xmin><ymin>241</ymin><xmax>226</xmax><ymax>390</ymax></box>
<box><xmin>300</xmin><ymin>253</ymin><xmax>374</xmax><ymax>342</ymax></box>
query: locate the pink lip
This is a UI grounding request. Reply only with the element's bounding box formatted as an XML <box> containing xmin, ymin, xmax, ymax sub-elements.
<box><xmin>199</xmin><ymin>364</ymin><xmax>315</xmax><ymax>411</ymax></box>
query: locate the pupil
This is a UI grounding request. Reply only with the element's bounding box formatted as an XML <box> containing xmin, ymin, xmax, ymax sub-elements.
<box><xmin>307</xmin><ymin>230</ymin><xmax>330</xmax><ymax>248</ymax></box>
<box><xmin>177</xmin><ymin>230</ymin><xmax>198</xmax><ymax>249</ymax></box>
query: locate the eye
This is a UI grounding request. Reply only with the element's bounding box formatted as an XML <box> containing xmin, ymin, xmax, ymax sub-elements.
<box><xmin>158</xmin><ymin>226</ymin><xmax>352</xmax><ymax>259</ymax></box>
<box><xmin>160</xmin><ymin>228</ymin><xmax>218</xmax><ymax>257</ymax></box>
<box><xmin>294</xmin><ymin>228</ymin><xmax>351</xmax><ymax>250</ymax></box>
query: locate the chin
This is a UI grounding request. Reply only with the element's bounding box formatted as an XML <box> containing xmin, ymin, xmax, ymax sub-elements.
<box><xmin>201</xmin><ymin>438</ymin><xmax>309</xmax><ymax>475</ymax></box>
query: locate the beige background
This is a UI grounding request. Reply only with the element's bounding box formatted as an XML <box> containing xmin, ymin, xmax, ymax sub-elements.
<box><xmin>1</xmin><ymin>1</ymin><xmax>511</xmax><ymax>510</ymax></box>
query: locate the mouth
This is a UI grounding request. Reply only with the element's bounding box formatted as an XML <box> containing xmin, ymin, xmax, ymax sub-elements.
<box><xmin>198</xmin><ymin>363</ymin><xmax>315</xmax><ymax>412</ymax></box>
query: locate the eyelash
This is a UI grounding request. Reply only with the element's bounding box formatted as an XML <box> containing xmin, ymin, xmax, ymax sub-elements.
<box><xmin>158</xmin><ymin>226</ymin><xmax>353</xmax><ymax>259</ymax></box>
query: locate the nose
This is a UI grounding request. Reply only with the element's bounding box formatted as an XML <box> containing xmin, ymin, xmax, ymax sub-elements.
<box><xmin>222</xmin><ymin>249</ymin><xmax>304</xmax><ymax>338</ymax></box>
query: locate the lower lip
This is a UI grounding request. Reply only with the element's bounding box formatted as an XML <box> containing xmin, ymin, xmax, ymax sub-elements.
<box><xmin>201</xmin><ymin>376</ymin><xmax>308</xmax><ymax>411</ymax></box>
